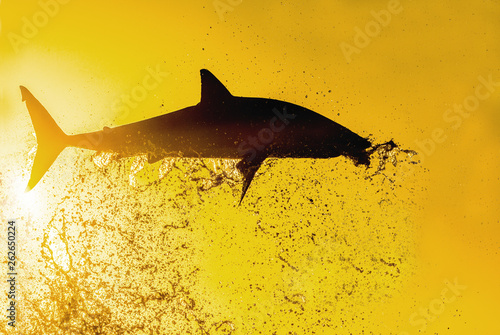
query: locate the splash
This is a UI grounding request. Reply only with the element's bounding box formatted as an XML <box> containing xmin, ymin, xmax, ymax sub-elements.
<box><xmin>8</xmin><ymin>140</ymin><xmax>423</xmax><ymax>335</ymax></box>
<box><xmin>92</xmin><ymin>152</ymin><xmax>117</xmax><ymax>169</ymax></box>
<box><xmin>88</xmin><ymin>140</ymin><xmax>419</xmax><ymax>200</ymax></box>
<box><xmin>158</xmin><ymin>157</ymin><xmax>177</xmax><ymax>179</ymax></box>
<box><xmin>128</xmin><ymin>155</ymin><xmax>148</xmax><ymax>187</ymax></box>
<box><xmin>366</xmin><ymin>140</ymin><xmax>419</xmax><ymax>181</ymax></box>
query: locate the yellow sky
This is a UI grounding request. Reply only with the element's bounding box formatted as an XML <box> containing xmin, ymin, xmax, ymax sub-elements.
<box><xmin>0</xmin><ymin>0</ymin><xmax>499</xmax><ymax>334</ymax></box>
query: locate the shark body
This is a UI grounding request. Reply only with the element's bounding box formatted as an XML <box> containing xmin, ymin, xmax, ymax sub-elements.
<box><xmin>21</xmin><ymin>69</ymin><xmax>373</xmax><ymax>202</ymax></box>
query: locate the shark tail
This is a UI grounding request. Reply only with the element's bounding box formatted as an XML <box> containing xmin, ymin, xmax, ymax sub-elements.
<box><xmin>20</xmin><ymin>86</ymin><xmax>68</xmax><ymax>191</ymax></box>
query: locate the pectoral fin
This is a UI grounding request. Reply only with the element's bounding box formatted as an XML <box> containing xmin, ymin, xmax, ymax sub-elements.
<box><xmin>236</xmin><ymin>155</ymin><xmax>267</xmax><ymax>205</ymax></box>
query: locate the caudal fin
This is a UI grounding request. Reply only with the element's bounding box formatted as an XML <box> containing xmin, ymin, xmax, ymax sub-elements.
<box><xmin>20</xmin><ymin>86</ymin><xmax>68</xmax><ymax>191</ymax></box>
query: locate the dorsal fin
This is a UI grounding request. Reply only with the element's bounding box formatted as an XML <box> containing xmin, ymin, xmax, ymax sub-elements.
<box><xmin>200</xmin><ymin>69</ymin><xmax>232</xmax><ymax>105</ymax></box>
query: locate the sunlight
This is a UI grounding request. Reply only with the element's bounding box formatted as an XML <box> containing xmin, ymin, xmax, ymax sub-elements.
<box><xmin>11</xmin><ymin>172</ymin><xmax>42</xmax><ymax>216</ymax></box>
<box><xmin>9</xmin><ymin>139</ymin><xmax>45</xmax><ymax>216</ymax></box>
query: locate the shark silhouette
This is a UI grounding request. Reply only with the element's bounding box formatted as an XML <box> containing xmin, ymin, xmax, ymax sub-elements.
<box><xmin>21</xmin><ymin>69</ymin><xmax>378</xmax><ymax>203</ymax></box>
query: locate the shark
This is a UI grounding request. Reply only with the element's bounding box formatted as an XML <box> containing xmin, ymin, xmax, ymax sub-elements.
<box><xmin>21</xmin><ymin>69</ymin><xmax>382</xmax><ymax>203</ymax></box>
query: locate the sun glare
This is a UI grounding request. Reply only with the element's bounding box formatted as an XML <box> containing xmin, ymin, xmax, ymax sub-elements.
<box><xmin>11</xmin><ymin>174</ymin><xmax>42</xmax><ymax>215</ymax></box>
